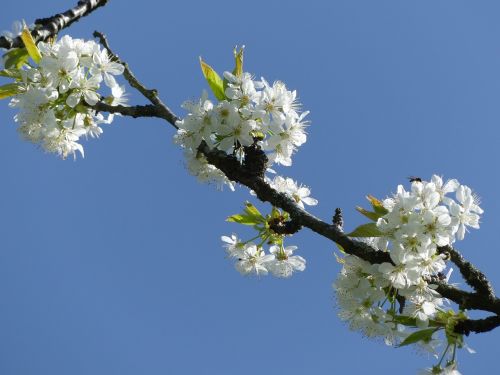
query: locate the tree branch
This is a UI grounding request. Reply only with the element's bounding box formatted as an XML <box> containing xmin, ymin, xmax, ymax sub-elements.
<box><xmin>92</xmin><ymin>31</ymin><xmax>179</xmax><ymax>129</ymax></box>
<box><xmin>93</xmin><ymin>102</ymin><xmax>178</xmax><ymax>125</ymax></box>
<box><xmin>84</xmin><ymin>30</ymin><xmax>500</xmax><ymax>336</ymax></box>
<box><xmin>455</xmin><ymin>315</ymin><xmax>500</xmax><ymax>335</ymax></box>
<box><xmin>0</xmin><ymin>0</ymin><xmax>109</xmax><ymax>50</ymax></box>
<box><xmin>197</xmin><ymin>141</ymin><xmax>391</xmax><ymax>265</ymax></box>
<box><xmin>438</xmin><ymin>245</ymin><xmax>495</xmax><ymax>298</ymax></box>
<box><xmin>429</xmin><ymin>278</ymin><xmax>500</xmax><ymax>315</ymax></box>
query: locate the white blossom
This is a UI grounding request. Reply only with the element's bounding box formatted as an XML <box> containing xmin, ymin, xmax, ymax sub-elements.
<box><xmin>175</xmin><ymin>69</ymin><xmax>309</xmax><ymax>190</ymax></box>
<box><xmin>221</xmin><ymin>234</ymin><xmax>245</xmax><ymax>259</ymax></box>
<box><xmin>269</xmin><ymin>176</ymin><xmax>318</xmax><ymax>208</ymax></box>
<box><xmin>333</xmin><ymin>175</ymin><xmax>482</xmax><ymax>367</ymax></box>
<box><xmin>90</xmin><ymin>48</ymin><xmax>125</xmax><ymax>87</ymax></box>
<box><xmin>234</xmin><ymin>244</ymin><xmax>274</xmax><ymax>276</ymax></box>
<box><xmin>266</xmin><ymin>245</ymin><xmax>306</xmax><ymax>278</ymax></box>
<box><xmin>6</xmin><ymin>34</ymin><xmax>126</xmax><ymax>158</ymax></box>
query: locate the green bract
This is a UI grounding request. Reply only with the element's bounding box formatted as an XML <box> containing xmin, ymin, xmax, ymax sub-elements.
<box><xmin>398</xmin><ymin>327</ymin><xmax>439</xmax><ymax>348</ymax></box>
<box><xmin>20</xmin><ymin>25</ymin><xmax>42</xmax><ymax>64</ymax></box>
<box><xmin>346</xmin><ymin>222</ymin><xmax>383</xmax><ymax>237</ymax></box>
<box><xmin>0</xmin><ymin>83</ymin><xmax>24</xmax><ymax>99</ymax></box>
<box><xmin>199</xmin><ymin>58</ymin><xmax>225</xmax><ymax>101</ymax></box>
<box><xmin>227</xmin><ymin>202</ymin><xmax>266</xmax><ymax>227</ymax></box>
<box><xmin>2</xmin><ymin>48</ymin><xmax>29</xmax><ymax>69</ymax></box>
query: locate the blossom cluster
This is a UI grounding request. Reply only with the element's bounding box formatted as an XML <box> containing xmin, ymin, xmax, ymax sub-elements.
<box><xmin>374</xmin><ymin>176</ymin><xmax>482</xmax><ymax>308</ymax></box>
<box><xmin>334</xmin><ymin>252</ymin><xmax>402</xmax><ymax>342</ymax></box>
<box><xmin>222</xmin><ymin>234</ymin><xmax>306</xmax><ymax>278</ymax></box>
<box><xmin>222</xmin><ymin>175</ymin><xmax>317</xmax><ymax>278</ymax></box>
<box><xmin>2</xmin><ymin>33</ymin><xmax>126</xmax><ymax>158</ymax></box>
<box><xmin>333</xmin><ymin>175</ymin><xmax>482</xmax><ymax>373</ymax></box>
<box><xmin>175</xmin><ymin>67</ymin><xmax>308</xmax><ymax>190</ymax></box>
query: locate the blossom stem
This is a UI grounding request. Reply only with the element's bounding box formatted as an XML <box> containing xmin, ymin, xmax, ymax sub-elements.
<box><xmin>437</xmin><ymin>343</ymin><xmax>450</xmax><ymax>367</ymax></box>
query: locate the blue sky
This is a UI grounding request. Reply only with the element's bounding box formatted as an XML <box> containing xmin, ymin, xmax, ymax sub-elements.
<box><xmin>1</xmin><ymin>1</ymin><xmax>500</xmax><ymax>374</ymax></box>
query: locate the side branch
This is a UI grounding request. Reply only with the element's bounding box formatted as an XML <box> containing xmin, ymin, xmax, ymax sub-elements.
<box><xmin>438</xmin><ymin>245</ymin><xmax>495</xmax><ymax>298</ymax></box>
<box><xmin>455</xmin><ymin>315</ymin><xmax>500</xmax><ymax>335</ymax></box>
<box><xmin>93</xmin><ymin>31</ymin><xmax>179</xmax><ymax>128</ymax></box>
<box><xmin>93</xmin><ymin>102</ymin><xmax>177</xmax><ymax>124</ymax></box>
<box><xmin>430</xmin><ymin>279</ymin><xmax>500</xmax><ymax>315</ymax></box>
<box><xmin>0</xmin><ymin>0</ymin><xmax>109</xmax><ymax>49</ymax></box>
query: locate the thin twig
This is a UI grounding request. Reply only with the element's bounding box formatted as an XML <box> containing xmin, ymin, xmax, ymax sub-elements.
<box><xmin>429</xmin><ymin>278</ymin><xmax>500</xmax><ymax>315</ymax></box>
<box><xmin>438</xmin><ymin>245</ymin><xmax>495</xmax><ymax>298</ymax></box>
<box><xmin>93</xmin><ymin>102</ymin><xmax>178</xmax><ymax>125</ymax></box>
<box><xmin>93</xmin><ymin>31</ymin><xmax>179</xmax><ymax>129</ymax></box>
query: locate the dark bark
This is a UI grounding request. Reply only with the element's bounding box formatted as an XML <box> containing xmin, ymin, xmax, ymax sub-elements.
<box><xmin>0</xmin><ymin>0</ymin><xmax>109</xmax><ymax>50</ymax></box>
<box><xmin>455</xmin><ymin>315</ymin><xmax>500</xmax><ymax>336</ymax></box>
<box><xmin>438</xmin><ymin>245</ymin><xmax>495</xmax><ymax>298</ymax></box>
<box><xmin>93</xmin><ymin>102</ymin><xmax>176</xmax><ymax>124</ymax></box>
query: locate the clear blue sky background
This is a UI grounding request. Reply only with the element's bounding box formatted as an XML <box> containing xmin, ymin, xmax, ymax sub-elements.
<box><xmin>1</xmin><ymin>1</ymin><xmax>499</xmax><ymax>374</ymax></box>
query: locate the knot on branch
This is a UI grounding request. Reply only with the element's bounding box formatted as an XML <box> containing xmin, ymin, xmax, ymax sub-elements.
<box><xmin>201</xmin><ymin>143</ymin><xmax>242</xmax><ymax>182</ymax></box>
<box><xmin>268</xmin><ymin>217</ymin><xmax>303</xmax><ymax>235</ymax></box>
<box><xmin>242</xmin><ymin>143</ymin><xmax>268</xmax><ymax>178</ymax></box>
<box><xmin>332</xmin><ymin>208</ymin><xmax>343</xmax><ymax>231</ymax></box>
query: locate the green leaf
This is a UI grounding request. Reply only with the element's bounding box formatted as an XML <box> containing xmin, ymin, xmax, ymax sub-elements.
<box><xmin>398</xmin><ymin>328</ymin><xmax>438</xmax><ymax>347</ymax></box>
<box><xmin>199</xmin><ymin>57</ymin><xmax>225</xmax><ymax>101</ymax></box>
<box><xmin>226</xmin><ymin>214</ymin><xmax>258</xmax><ymax>226</ymax></box>
<box><xmin>244</xmin><ymin>202</ymin><xmax>263</xmax><ymax>219</ymax></box>
<box><xmin>232</xmin><ymin>46</ymin><xmax>244</xmax><ymax>77</ymax></box>
<box><xmin>355</xmin><ymin>206</ymin><xmax>383</xmax><ymax>222</ymax></box>
<box><xmin>0</xmin><ymin>69</ymin><xmax>22</xmax><ymax>79</ymax></box>
<box><xmin>270</xmin><ymin>206</ymin><xmax>283</xmax><ymax>219</ymax></box>
<box><xmin>367</xmin><ymin>195</ymin><xmax>389</xmax><ymax>215</ymax></box>
<box><xmin>392</xmin><ymin>315</ymin><xmax>441</xmax><ymax>328</ymax></box>
<box><xmin>346</xmin><ymin>222</ymin><xmax>383</xmax><ymax>237</ymax></box>
<box><xmin>3</xmin><ymin>48</ymin><xmax>29</xmax><ymax>69</ymax></box>
<box><xmin>392</xmin><ymin>315</ymin><xmax>418</xmax><ymax>327</ymax></box>
<box><xmin>223</xmin><ymin>46</ymin><xmax>245</xmax><ymax>92</ymax></box>
<box><xmin>0</xmin><ymin>82</ymin><xmax>23</xmax><ymax>99</ymax></box>
<box><xmin>226</xmin><ymin>202</ymin><xmax>266</xmax><ymax>226</ymax></box>
<box><xmin>20</xmin><ymin>26</ymin><xmax>42</xmax><ymax>64</ymax></box>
